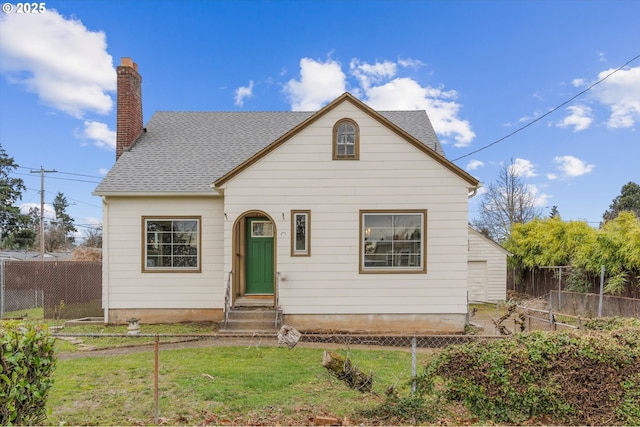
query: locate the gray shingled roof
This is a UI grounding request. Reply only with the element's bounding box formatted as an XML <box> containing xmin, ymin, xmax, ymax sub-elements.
<box><xmin>94</xmin><ymin>110</ymin><xmax>444</xmax><ymax>195</ymax></box>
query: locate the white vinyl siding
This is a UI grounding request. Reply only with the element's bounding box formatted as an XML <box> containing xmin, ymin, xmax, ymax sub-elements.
<box><xmin>102</xmin><ymin>196</ymin><xmax>224</xmax><ymax>309</ymax></box>
<box><xmin>468</xmin><ymin>227</ymin><xmax>509</xmax><ymax>302</ymax></box>
<box><xmin>220</xmin><ymin>101</ymin><xmax>472</xmax><ymax>315</ymax></box>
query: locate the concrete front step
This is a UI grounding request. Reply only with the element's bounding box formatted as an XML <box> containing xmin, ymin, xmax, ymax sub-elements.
<box><xmin>226</xmin><ymin>309</ymin><xmax>276</xmax><ymax>321</ymax></box>
<box><xmin>220</xmin><ymin>308</ymin><xmax>279</xmax><ymax>333</ymax></box>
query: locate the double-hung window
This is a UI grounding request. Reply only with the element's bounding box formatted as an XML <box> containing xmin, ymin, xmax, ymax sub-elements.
<box><xmin>333</xmin><ymin>119</ymin><xmax>359</xmax><ymax>160</ymax></box>
<box><xmin>360</xmin><ymin>210</ymin><xmax>426</xmax><ymax>273</ymax></box>
<box><xmin>143</xmin><ymin>217</ymin><xmax>201</xmax><ymax>272</ymax></box>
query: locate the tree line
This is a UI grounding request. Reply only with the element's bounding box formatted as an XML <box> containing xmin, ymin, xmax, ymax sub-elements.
<box><xmin>473</xmin><ymin>159</ymin><xmax>640</xmax><ymax>296</ymax></box>
<box><xmin>0</xmin><ymin>143</ymin><xmax>101</xmax><ymax>252</ymax></box>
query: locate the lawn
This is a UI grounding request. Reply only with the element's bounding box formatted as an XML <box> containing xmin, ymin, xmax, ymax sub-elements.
<box><xmin>48</xmin><ymin>343</ymin><xmax>432</xmax><ymax>426</ymax></box>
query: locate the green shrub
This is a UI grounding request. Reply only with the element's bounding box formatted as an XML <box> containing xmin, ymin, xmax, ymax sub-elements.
<box><xmin>583</xmin><ymin>316</ymin><xmax>640</xmax><ymax>331</ymax></box>
<box><xmin>1</xmin><ymin>322</ymin><xmax>56</xmax><ymax>426</ymax></box>
<box><xmin>420</xmin><ymin>329</ymin><xmax>640</xmax><ymax>425</ymax></box>
<box><xmin>359</xmin><ymin>394</ymin><xmax>441</xmax><ymax>425</ymax></box>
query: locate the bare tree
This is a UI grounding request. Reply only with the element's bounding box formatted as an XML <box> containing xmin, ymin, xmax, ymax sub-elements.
<box><xmin>83</xmin><ymin>225</ymin><xmax>102</xmax><ymax>248</ymax></box>
<box><xmin>473</xmin><ymin>159</ymin><xmax>542</xmax><ymax>242</ymax></box>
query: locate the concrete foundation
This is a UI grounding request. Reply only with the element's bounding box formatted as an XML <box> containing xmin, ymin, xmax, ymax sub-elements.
<box><xmin>283</xmin><ymin>313</ymin><xmax>466</xmax><ymax>334</ymax></box>
<box><xmin>107</xmin><ymin>308</ymin><xmax>223</xmax><ymax>324</ymax></box>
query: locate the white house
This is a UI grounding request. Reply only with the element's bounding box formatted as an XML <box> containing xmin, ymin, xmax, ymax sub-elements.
<box><xmin>93</xmin><ymin>58</ymin><xmax>493</xmax><ymax>333</ymax></box>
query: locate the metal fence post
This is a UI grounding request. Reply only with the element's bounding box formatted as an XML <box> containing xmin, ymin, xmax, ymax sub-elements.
<box><xmin>0</xmin><ymin>259</ymin><xmax>4</xmax><ymax>319</ymax></box>
<box><xmin>154</xmin><ymin>336</ymin><xmax>159</xmax><ymax>424</ymax></box>
<box><xmin>599</xmin><ymin>265</ymin><xmax>605</xmax><ymax>317</ymax></box>
<box><xmin>411</xmin><ymin>335</ymin><xmax>417</xmax><ymax>394</ymax></box>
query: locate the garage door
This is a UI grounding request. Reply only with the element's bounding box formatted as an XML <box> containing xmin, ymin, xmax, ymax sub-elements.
<box><xmin>468</xmin><ymin>261</ymin><xmax>488</xmax><ymax>302</ymax></box>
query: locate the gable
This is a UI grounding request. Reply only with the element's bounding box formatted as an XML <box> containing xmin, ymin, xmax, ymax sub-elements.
<box><xmin>468</xmin><ymin>226</ymin><xmax>512</xmax><ymax>256</ymax></box>
<box><xmin>93</xmin><ymin>92</ymin><xmax>477</xmax><ymax>196</ymax></box>
<box><xmin>214</xmin><ymin>93</ymin><xmax>478</xmax><ymax>188</ymax></box>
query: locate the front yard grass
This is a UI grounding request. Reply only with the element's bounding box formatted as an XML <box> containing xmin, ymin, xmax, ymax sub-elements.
<box><xmin>48</xmin><ymin>345</ymin><xmax>431</xmax><ymax>426</ymax></box>
<box><xmin>53</xmin><ymin>322</ymin><xmax>219</xmax><ymax>352</ymax></box>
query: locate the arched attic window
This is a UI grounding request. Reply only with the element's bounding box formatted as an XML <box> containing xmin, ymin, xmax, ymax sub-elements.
<box><xmin>333</xmin><ymin>119</ymin><xmax>359</xmax><ymax>160</ymax></box>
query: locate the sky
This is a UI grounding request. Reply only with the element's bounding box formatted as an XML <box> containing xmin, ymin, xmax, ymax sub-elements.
<box><xmin>1</xmin><ymin>0</ymin><xmax>639</xmax><ymax>243</ymax></box>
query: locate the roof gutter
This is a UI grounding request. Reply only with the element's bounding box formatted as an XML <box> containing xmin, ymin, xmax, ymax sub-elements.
<box><xmin>468</xmin><ymin>183</ymin><xmax>483</xmax><ymax>198</ymax></box>
<box><xmin>92</xmin><ymin>191</ymin><xmax>221</xmax><ymax>197</ymax></box>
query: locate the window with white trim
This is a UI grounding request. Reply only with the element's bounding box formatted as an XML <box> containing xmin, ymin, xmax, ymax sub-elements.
<box><xmin>291</xmin><ymin>210</ymin><xmax>310</xmax><ymax>256</ymax></box>
<box><xmin>143</xmin><ymin>217</ymin><xmax>201</xmax><ymax>272</ymax></box>
<box><xmin>333</xmin><ymin>119</ymin><xmax>359</xmax><ymax>160</ymax></box>
<box><xmin>360</xmin><ymin>210</ymin><xmax>426</xmax><ymax>273</ymax></box>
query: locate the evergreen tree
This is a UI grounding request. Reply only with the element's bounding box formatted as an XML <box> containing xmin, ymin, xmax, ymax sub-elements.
<box><xmin>0</xmin><ymin>143</ymin><xmax>27</xmax><ymax>246</ymax></box>
<box><xmin>603</xmin><ymin>182</ymin><xmax>640</xmax><ymax>223</ymax></box>
<box><xmin>51</xmin><ymin>192</ymin><xmax>77</xmax><ymax>249</ymax></box>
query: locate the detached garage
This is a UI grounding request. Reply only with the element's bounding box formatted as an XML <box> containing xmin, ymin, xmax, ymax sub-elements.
<box><xmin>468</xmin><ymin>226</ymin><xmax>511</xmax><ymax>302</ymax></box>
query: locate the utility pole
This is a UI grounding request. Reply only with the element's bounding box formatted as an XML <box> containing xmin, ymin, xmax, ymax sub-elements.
<box><xmin>30</xmin><ymin>167</ymin><xmax>57</xmax><ymax>261</ymax></box>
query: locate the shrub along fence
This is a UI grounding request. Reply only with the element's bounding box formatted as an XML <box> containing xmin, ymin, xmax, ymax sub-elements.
<box><xmin>52</xmin><ymin>331</ymin><xmax>506</xmax><ymax>424</ymax></box>
<box><xmin>50</xmin><ymin>321</ymin><xmax>640</xmax><ymax>426</ymax></box>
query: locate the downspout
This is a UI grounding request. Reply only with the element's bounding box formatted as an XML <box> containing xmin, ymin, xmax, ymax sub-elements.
<box><xmin>468</xmin><ymin>184</ymin><xmax>482</xmax><ymax>198</ymax></box>
<box><xmin>101</xmin><ymin>196</ymin><xmax>109</xmax><ymax>324</ymax></box>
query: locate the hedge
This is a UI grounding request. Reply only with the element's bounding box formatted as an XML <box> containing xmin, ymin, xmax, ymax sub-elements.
<box><xmin>419</xmin><ymin>319</ymin><xmax>640</xmax><ymax>425</ymax></box>
<box><xmin>1</xmin><ymin>322</ymin><xmax>56</xmax><ymax>425</ymax></box>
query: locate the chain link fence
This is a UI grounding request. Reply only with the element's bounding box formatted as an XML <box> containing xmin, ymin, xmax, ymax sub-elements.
<box><xmin>469</xmin><ymin>290</ymin><xmax>640</xmax><ymax>335</ymax></box>
<box><xmin>51</xmin><ymin>329</ymin><xmax>507</xmax><ymax>424</ymax></box>
<box><xmin>551</xmin><ymin>290</ymin><xmax>640</xmax><ymax>318</ymax></box>
<box><xmin>468</xmin><ymin>299</ymin><xmax>576</xmax><ymax>334</ymax></box>
<box><xmin>0</xmin><ymin>259</ymin><xmax>102</xmax><ymax>319</ymax></box>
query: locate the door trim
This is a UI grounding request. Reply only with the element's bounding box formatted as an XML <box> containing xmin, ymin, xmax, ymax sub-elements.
<box><xmin>231</xmin><ymin>211</ymin><xmax>277</xmax><ymax>307</ymax></box>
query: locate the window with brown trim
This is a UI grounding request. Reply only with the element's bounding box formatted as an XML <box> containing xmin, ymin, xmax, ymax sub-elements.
<box><xmin>333</xmin><ymin>119</ymin><xmax>359</xmax><ymax>160</ymax></box>
<box><xmin>143</xmin><ymin>217</ymin><xmax>201</xmax><ymax>272</ymax></box>
<box><xmin>291</xmin><ymin>210</ymin><xmax>310</xmax><ymax>256</ymax></box>
<box><xmin>360</xmin><ymin>210</ymin><xmax>426</xmax><ymax>273</ymax></box>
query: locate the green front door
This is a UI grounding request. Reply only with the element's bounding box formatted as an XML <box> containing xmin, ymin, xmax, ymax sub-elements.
<box><xmin>245</xmin><ymin>218</ymin><xmax>274</xmax><ymax>294</ymax></box>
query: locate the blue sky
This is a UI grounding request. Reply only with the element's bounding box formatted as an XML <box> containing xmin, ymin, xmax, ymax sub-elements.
<box><xmin>1</xmin><ymin>0</ymin><xmax>639</xmax><ymax>242</ymax></box>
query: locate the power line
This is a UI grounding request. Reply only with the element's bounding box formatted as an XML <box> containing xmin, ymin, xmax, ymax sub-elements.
<box><xmin>14</xmin><ymin>171</ymin><xmax>101</xmax><ymax>184</ymax></box>
<box><xmin>56</xmin><ymin>171</ymin><xmax>103</xmax><ymax>179</ymax></box>
<box><xmin>17</xmin><ymin>166</ymin><xmax>103</xmax><ymax>179</ymax></box>
<box><xmin>452</xmin><ymin>53</ymin><xmax>640</xmax><ymax>162</ymax></box>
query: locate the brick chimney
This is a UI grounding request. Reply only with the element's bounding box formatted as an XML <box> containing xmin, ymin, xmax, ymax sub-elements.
<box><xmin>116</xmin><ymin>57</ymin><xmax>143</xmax><ymax>160</ymax></box>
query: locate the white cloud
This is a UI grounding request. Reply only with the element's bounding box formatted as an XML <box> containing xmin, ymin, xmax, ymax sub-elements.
<box><xmin>0</xmin><ymin>10</ymin><xmax>116</xmax><ymax>118</ymax></box>
<box><xmin>234</xmin><ymin>80</ymin><xmax>254</xmax><ymax>107</ymax></box>
<box><xmin>397</xmin><ymin>57</ymin><xmax>425</xmax><ymax>69</ymax></box>
<box><xmin>591</xmin><ymin>66</ymin><xmax>640</xmax><ymax>128</ymax></box>
<box><xmin>98</xmin><ymin>168</ymin><xmax>110</xmax><ymax>175</ymax></box>
<box><xmin>509</xmin><ymin>158</ymin><xmax>537</xmax><ymax>178</ymax></box>
<box><xmin>365</xmin><ymin>78</ymin><xmax>476</xmax><ymax>147</ymax></box>
<box><xmin>547</xmin><ymin>173</ymin><xmax>558</xmax><ymax>180</ymax></box>
<box><xmin>571</xmin><ymin>78</ymin><xmax>585</xmax><ymax>87</ymax></box>
<box><xmin>19</xmin><ymin>203</ymin><xmax>56</xmax><ymax>221</ymax></box>
<box><xmin>350</xmin><ymin>59</ymin><xmax>397</xmax><ymax>90</ymax></box>
<box><xmin>84</xmin><ymin>216</ymin><xmax>102</xmax><ymax>227</ymax></box>
<box><xmin>553</xmin><ymin>155</ymin><xmax>595</xmax><ymax>177</ymax></box>
<box><xmin>76</xmin><ymin>121</ymin><xmax>116</xmax><ymax>150</ymax></box>
<box><xmin>466</xmin><ymin>159</ymin><xmax>484</xmax><ymax>171</ymax></box>
<box><xmin>284</xmin><ymin>57</ymin><xmax>476</xmax><ymax>147</ymax></box>
<box><xmin>283</xmin><ymin>57</ymin><xmax>346</xmax><ymax>110</ymax></box>
<box><xmin>527</xmin><ymin>184</ymin><xmax>551</xmax><ymax>207</ymax></box>
<box><xmin>556</xmin><ymin>105</ymin><xmax>593</xmax><ymax>131</ymax></box>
